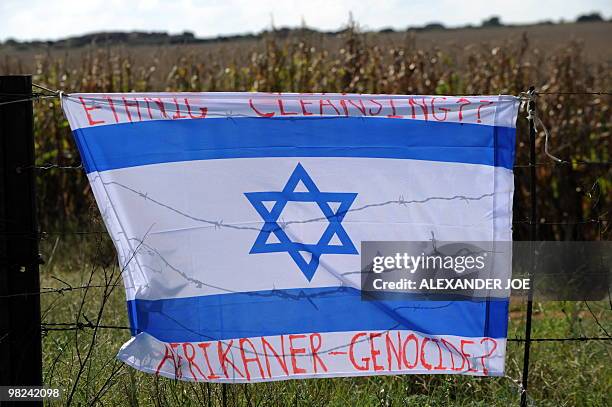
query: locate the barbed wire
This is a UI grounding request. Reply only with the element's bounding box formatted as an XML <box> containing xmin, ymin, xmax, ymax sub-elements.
<box><xmin>537</xmin><ymin>91</ymin><xmax>612</xmax><ymax>95</ymax></box>
<box><xmin>40</xmin><ymin>320</ymin><xmax>612</xmax><ymax>343</ymax></box>
<box><xmin>1</xmin><ymin>89</ymin><xmax>611</xmax><ymax>108</ymax></box>
<box><xmin>0</xmin><ymin>93</ymin><xmax>57</xmax><ymax>106</ymax></box>
<box><xmin>0</xmin><ymin>284</ymin><xmax>124</xmax><ymax>299</ymax></box>
<box><xmin>42</xmin><ymin>322</ymin><xmax>130</xmax><ymax>332</ymax></box>
<box><xmin>1</xmin><ymin>215</ymin><xmax>608</xmax><ymax>239</ymax></box>
<box><xmin>508</xmin><ymin>337</ymin><xmax>611</xmax><ymax>342</ymax></box>
<box><xmin>512</xmin><ymin>218</ymin><xmax>608</xmax><ymax>225</ymax></box>
<box><xmin>17</xmin><ymin>163</ymin><xmax>84</xmax><ymax>171</ymax></box>
<box><xmin>513</xmin><ymin>161</ymin><xmax>612</xmax><ymax>167</ymax></box>
<box><xmin>10</xmin><ymin>161</ymin><xmax>612</xmax><ymax>172</ymax></box>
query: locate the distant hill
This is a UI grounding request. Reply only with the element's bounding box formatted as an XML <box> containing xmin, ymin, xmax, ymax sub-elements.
<box><xmin>2</xmin><ymin>30</ymin><xmax>253</xmax><ymax>49</ymax></box>
<box><xmin>2</xmin><ymin>12</ymin><xmax>609</xmax><ymax>50</ymax></box>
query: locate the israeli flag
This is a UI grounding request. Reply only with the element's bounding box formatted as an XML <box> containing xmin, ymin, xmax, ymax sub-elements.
<box><xmin>62</xmin><ymin>93</ymin><xmax>519</xmax><ymax>382</ymax></box>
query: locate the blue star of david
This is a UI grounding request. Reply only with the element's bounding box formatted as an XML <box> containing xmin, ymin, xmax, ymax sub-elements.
<box><xmin>245</xmin><ymin>163</ymin><xmax>358</xmax><ymax>281</ymax></box>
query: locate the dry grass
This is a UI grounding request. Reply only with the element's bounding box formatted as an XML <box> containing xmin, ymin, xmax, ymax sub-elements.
<box><xmin>38</xmin><ymin>234</ymin><xmax>612</xmax><ymax>406</ymax></box>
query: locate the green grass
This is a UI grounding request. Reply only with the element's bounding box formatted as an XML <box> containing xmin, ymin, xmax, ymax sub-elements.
<box><xmin>39</xmin><ymin>235</ymin><xmax>611</xmax><ymax>406</ymax></box>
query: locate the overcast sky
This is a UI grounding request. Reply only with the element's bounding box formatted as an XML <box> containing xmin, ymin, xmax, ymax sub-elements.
<box><xmin>1</xmin><ymin>0</ymin><xmax>610</xmax><ymax>41</ymax></box>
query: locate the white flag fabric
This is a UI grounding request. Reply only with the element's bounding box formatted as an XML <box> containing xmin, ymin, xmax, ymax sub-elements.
<box><xmin>62</xmin><ymin>92</ymin><xmax>519</xmax><ymax>382</ymax></box>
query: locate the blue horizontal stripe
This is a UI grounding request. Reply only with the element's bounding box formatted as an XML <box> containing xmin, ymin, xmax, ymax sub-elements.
<box><xmin>74</xmin><ymin>117</ymin><xmax>516</xmax><ymax>173</ymax></box>
<box><xmin>126</xmin><ymin>287</ymin><xmax>508</xmax><ymax>342</ymax></box>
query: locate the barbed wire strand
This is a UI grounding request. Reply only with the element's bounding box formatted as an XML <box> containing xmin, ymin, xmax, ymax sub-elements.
<box><xmin>39</xmin><ymin>321</ymin><xmax>612</xmax><ymax>342</ymax></box>
<box><xmin>12</xmin><ymin>159</ymin><xmax>612</xmax><ymax>172</ymax></box>
<box><xmin>0</xmin><ymin>94</ymin><xmax>57</xmax><ymax>107</ymax></box>
<box><xmin>1</xmin><ymin>89</ymin><xmax>611</xmax><ymax>108</ymax></box>
<box><xmin>2</xmin><ymin>216</ymin><xmax>609</xmax><ymax>237</ymax></box>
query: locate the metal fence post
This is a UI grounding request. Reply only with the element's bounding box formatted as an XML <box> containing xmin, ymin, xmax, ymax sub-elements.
<box><xmin>0</xmin><ymin>75</ymin><xmax>43</xmax><ymax>403</ymax></box>
<box><xmin>520</xmin><ymin>86</ymin><xmax>538</xmax><ymax>407</ymax></box>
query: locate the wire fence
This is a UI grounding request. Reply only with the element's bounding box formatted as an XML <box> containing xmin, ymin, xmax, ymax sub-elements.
<box><xmin>1</xmin><ymin>86</ymin><xmax>611</xmax><ymax>406</ymax></box>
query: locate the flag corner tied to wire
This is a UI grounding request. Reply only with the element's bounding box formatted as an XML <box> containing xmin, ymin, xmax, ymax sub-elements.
<box><xmin>61</xmin><ymin>92</ymin><xmax>519</xmax><ymax>383</ymax></box>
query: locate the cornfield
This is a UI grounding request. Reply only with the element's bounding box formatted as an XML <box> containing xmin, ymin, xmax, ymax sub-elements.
<box><xmin>3</xmin><ymin>25</ymin><xmax>610</xmax><ymax>240</ymax></box>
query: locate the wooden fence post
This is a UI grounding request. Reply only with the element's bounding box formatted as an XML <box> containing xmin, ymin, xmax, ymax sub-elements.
<box><xmin>0</xmin><ymin>75</ymin><xmax>43</xmax><ymax>404</ymax></box>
